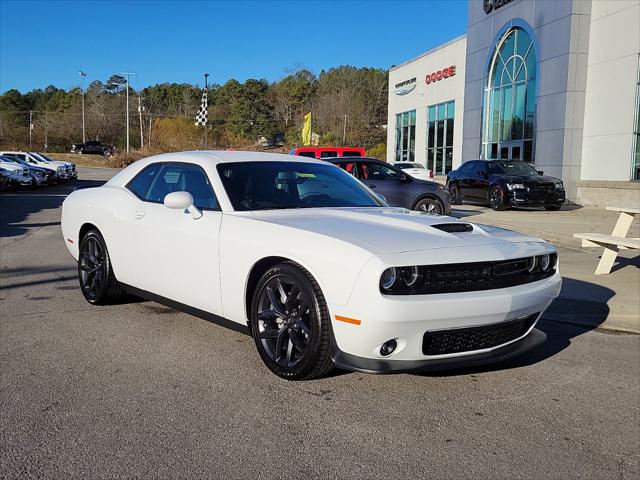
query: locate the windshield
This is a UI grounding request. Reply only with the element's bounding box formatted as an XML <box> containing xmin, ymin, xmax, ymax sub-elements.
<box><xmin>489</xmin><ymin>161</ymin><xmax>538</xmax><ymax>176</ymax></box>
<box><xmin>217</xmin><ymin>161</ymin><xmax>385</xmax><ymax>211</ymax></box>
<box><xmin>30</xmin><ymin>152</ymin><xmax>51</xmax><ymax>162</ymax></box>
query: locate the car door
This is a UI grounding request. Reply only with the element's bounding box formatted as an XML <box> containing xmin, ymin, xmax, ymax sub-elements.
<box><xmin>472</xmin><ymin>162</ymin><xmax>491</xmax><ymax>200</ymax></box>
<box><xmin>454</xmin><ymin>161</ymin><xmax>475</xmax><ymax>199</ymax></box>
<box><xmin>125</xmin><ymin>161</ymin><xmax>224</xmax><ymax>315</ymax></box>
<box><xmin>359</xmin><ymin>161</ymin><xmax>408</xmax><ymax>207</ymax></box>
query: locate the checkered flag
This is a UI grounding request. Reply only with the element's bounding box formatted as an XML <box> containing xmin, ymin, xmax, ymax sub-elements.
<box><xmin>195</xmin><ymin>90</ymin><xmax>208</xmax><ymax>126</ymax></box>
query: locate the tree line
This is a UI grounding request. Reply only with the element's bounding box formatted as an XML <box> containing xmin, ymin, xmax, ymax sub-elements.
<box><xmin>0</xmin><ymin>66</ymin><xmax>388</xmax><ymax>156</ymax></box>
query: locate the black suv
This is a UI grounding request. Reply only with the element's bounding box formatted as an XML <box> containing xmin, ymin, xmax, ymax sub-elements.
<box><xmin>446</xmin><ymin>160</ymin><xmax>565</xmax><ymax>211</ymax></box>
<box><xmin>326</xmin><ymin>157</ymin><xmax>451</xmax><ymax>214</ymax></box>
<box><xmin>71</xmin><ymin>141</ymin><xmax>115</xmax><ymax>157</ymax></box>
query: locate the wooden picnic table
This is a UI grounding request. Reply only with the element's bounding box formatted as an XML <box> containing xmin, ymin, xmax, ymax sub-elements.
<box><xmin>573</xmin><ymin>206</ymin><xmax>640</xmax><ymax>275</ymax></box>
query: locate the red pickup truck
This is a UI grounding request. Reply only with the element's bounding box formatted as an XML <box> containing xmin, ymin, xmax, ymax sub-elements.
<box><xmin>289</xmin><ymin>147</ymin><xmax>366</xmax><ymax>159</ymax></box>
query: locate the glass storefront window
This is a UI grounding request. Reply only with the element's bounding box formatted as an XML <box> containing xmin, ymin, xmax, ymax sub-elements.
<box><xmin>482</xmin><ymin>27</ymin><xmax>537</xmax><ymax>163</ymax></box>
<box><xmin>633</xmin><ymin>56</ymin><xmax>640</xmax><ymax>180</ymax></box>
<box><xmin>395</xmin><ymin>110</ymin><xmax>416</xmax><ymax>162</ymax></box>
<box><xmin>426</xmin><ymin>100</ymin><xmax>455</xmax><ymax>175</ymax></box>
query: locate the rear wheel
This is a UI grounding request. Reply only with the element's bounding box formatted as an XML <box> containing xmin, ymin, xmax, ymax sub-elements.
<box><xmin>250</xmin><ymin>262</ymin><xmax>333</xmax><ymax>380</ymax></box>
<box><xmin>414</xmin><ymin>197</ymin><xmax>443</xmax><ymax>214</ymax></box>
<box><xmin>103</xmin><ymin>149</ymin><xmax>112</xmax><ymax>157</ymax></box>
<box><xmin>78</xmin><ymin>229</ymin><xmax>125</xmax><ymax>305</ymax></box>
<box><xmin>489</xmin><ymin>186</ymin><xmax>506</xmax><ymax>211</ymax></box>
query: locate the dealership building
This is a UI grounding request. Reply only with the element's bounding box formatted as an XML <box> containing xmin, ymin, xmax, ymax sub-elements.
<box><xmin>387</xmin><ymin>0</ymin><xmax>640</xmax><ymax>205</ymax></box>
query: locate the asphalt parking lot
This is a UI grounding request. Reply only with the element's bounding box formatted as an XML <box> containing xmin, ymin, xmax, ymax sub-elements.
<box><xmin>1</xmin><ymin>167</ymin><xmax>639</xmax><ymax>479</ymax></box>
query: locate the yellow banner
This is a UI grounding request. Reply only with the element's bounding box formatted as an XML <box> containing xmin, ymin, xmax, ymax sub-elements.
<box><xmin>302</xmin><ymin>112</ymin><xmax>312</xmax><ymax>146</ymax></box>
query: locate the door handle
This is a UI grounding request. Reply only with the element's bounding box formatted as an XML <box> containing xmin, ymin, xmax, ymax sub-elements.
<box><xmin>369</xmin><ymin>184</ymin><xmax>377</xmax><ymax>189</ymax></box>
<box><xmin>134</xmin><ymin>210</ymin><xmax>145</xmax><ymax>219</ymax></box>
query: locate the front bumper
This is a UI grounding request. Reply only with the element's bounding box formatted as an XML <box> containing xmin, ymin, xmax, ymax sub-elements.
<box><xmin>8</xmin><ymin>174</ymin><xmax>33</xmax><ymax>186</ymax></box>
<box><xmin>333</xmin><ymin>327</ymin><xmax>546</xmax><ymax>373</ymax></box>
<box><xmin>507</xmin><ymin>188</ymin><xmax>565</xmax><ymax>206</ymax></box>
<box><xmin>328</xmin><ymin>246</ymin><xmax>561</xmax><ymax>372</ymax></box>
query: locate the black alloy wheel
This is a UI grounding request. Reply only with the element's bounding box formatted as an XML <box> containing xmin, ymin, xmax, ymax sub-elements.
<box><xmin>78</xmin><ymin>230</ymin><xmax>125</xmax><ymax>304</ymax></box>
<box><xmin>415</xmin><ymin>197</ymin><xmax>443</xmax><ymax>214</ymax></box>
<box><xmin>489</xmin><ymin>186</ymin><xmax>506</xmax><ymax>211</ymax></box>
<box><xmin>250</xmin><ymin>262</ymin><xmax>333</xmax><ymax>380</ymax></box>
<box><xmin>449</xmin><ymin>183</ymin><xmax>462</xmax><ymax>205</ymax></box>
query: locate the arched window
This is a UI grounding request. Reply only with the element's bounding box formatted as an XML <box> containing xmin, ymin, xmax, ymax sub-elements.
<box><xmin>482</xmin><ymin>27</ymin><xmax>536</xmax><ymax>162</ymax></box>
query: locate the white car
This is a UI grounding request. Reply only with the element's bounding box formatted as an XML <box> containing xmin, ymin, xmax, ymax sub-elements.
<box><xmin>0</xmin><ymin>151</ymin><xmax>76</xmax><ymax>181</ymax></box>
<box><xmin>61</xmin><ymin>151</ymin><xmax>561</xmax><ymax>380</ymax></box>
<box><xmin>393</xmin><ymin>162</ymin><xmax>433</xmax><ymax>181</ymax></box>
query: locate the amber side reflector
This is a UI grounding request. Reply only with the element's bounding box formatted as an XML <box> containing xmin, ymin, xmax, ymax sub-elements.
<box><xmin>335</xmin><ymin>315</ymin><xmax>361</xmax><ymax>326</ymax></box>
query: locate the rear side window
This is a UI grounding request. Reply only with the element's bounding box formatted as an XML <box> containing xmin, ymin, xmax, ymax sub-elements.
<box><xmin>127</xmin><ymin>164</ymin><xmax>162</xmax><ymax>199</ymax></box>
<box><xmin>296</xmin><ymin>151</ymin><xmax>316</xmax><ymax>158</ymax></box>
<box><xmin>341</xmin><ymin>151</ymin><xmax>362</xmax><ymax>157</ymax></box>
<box><xmin>320</xmin><ymin>151</ymin><xmax>338</xmax><ymax>158</ymax></box>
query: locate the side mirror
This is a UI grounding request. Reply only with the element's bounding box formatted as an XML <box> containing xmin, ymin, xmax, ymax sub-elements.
<box><xmin>537</xmin><ymin>170</ymin><xmax>544</xmax><ymax>175</ymax></box>
<box><xmin>164</xmin><ymin>191</ymin><xmax>202</xmax><ymax>219</ymax></box>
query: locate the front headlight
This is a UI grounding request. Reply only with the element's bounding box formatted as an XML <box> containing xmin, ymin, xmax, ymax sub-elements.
<box><xmin>57</xmin><ymin>166</ymin><xmax>64</xmax><ymax>173</ymax></box>
<box><xmin>554</xmin><ymin>180</ymin><xmax>564</xmax><ymax>190</ymax></box>
<box><xmin>506</xmin><ymin>183</ymin><xmax>526</xmax><ymax>191</ymax></box>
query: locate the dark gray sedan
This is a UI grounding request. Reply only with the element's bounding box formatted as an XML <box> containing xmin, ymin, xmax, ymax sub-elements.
<box><xmin>327</xmin><ymin>157</ymin><xmax>451</xmax><ymax>214</ymax></box>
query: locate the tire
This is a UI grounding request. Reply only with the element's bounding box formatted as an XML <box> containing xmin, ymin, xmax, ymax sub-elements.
<box><xmin>250</xmin><ymin>261</ymin><xmax>333</xmax><ymax>380</ymax></box>
<box><xmin>78</xmin><ymin>148</ymin><xmax>83</xmax><ymax>154</ymax></box>
<box><xmin>414</xmin><ymin>197</ymin><xmax>443</xmax><ymax>214</ymax></box>
<box><xmin>489</xmin><ymin>186</ymin><xmax>506</xmax><ymax>211</ymax></box>
<box><xmin>103</xmin><ymin>149</ymin><xmax>112</xmax><ymax>158</ymax></box>
<box><xmin>78</xmin><ymin>229</ymin><xmax>126</xmax><ymax>305</ymax></box>
<box><xmin>449</xmin><ymin>183</ymin><xmax>462</xmax><ymax>205</ymax></box>
<box><xmin>545</xmin><ymin>204</ymin><xmax>562</xmax><ymax>211</ymax></box>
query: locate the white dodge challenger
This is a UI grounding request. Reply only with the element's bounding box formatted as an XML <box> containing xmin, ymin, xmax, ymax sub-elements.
<box><xmin>61</xmin><ymin>151</ymin><xmax>561</xmax><ymax>380</ymax></box>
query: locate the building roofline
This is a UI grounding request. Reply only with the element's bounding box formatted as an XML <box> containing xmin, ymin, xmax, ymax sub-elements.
<box><xmin>389</xmin><ymin>34</ymin><xmax>467</xmax><ymax>72</ymax></box>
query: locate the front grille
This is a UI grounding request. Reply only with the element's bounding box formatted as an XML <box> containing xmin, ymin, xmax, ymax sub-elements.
<box><xmin>422</xmin><ymin>313</ymin><xmax>538</xmax><ymax>355</ymax></box>
<box><xmin>527</xmin><ymin>183</ymin><xmax>555</xmax><ymax>195</ymax></box>
<box><xmin>432</xmin><ymin>223</ymin><xmax>473</xmax><ymax>233</ymax></box>
<box><xmin>382</xmin><ymin>254</ymin><xmax>557</xmax><ymax>295</ymax></box>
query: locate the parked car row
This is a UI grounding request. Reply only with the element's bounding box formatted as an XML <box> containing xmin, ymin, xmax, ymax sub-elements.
<box><xmin>0</xmin><ymin>151</ymin><xmax>77</xmax><ymax>189</ymax></box>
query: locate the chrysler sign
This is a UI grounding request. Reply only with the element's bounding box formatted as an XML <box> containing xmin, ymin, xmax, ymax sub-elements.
<box><xmin>394</xmin><ymin>77</ymin><xmax>417</xmax><ymax>95</ymax></box>
<box><xmin>483</xmin><ymin>0</ymin><xmax>514</xmax><ymax>14</ymax></box>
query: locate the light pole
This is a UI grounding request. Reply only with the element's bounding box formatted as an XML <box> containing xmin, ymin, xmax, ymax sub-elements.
<box><xmin>121</xmin><ymin>72</ymin><xmax>136</xmax><ymax>154</ymax></box>
<box><xmin>79</xmin><ymin>71</ymin><xmax>86</xmax><ymax>143</ymax></box>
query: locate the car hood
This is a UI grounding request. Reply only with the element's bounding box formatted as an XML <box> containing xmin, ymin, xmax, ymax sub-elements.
<box><xmin>251</xmin><ymin>207</ymin><xmax>543</xmax><ymax>254</ymax></box>
<box><xmin>0</xmin><ymin>163</ymin><xmax>23</xmax><ymax>172</ymax></box>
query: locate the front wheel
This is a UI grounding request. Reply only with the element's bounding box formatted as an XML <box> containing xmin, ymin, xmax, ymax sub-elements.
<box><xmin>414</xmin><ymin>197</ymin><xmax>443</xmax><ymax>214</ymax></box>
<box><xmin>78</xmin><ymin>229</ymin><xmax>125</xmax><ymax>305</ymax></box>
<box><xmin>489</xmin><ymin>186</ymin><xmax>506</xmax><ymax>211</ymax></box>
<box><xmin>449</xmin><ymin>184</ymin><xmax>462</xmax><ymax>205</ymax></box>
<box><xmin>250</xmin><ymin>262</ymin><xmax>333</xmax><ymax>380</ymax></box>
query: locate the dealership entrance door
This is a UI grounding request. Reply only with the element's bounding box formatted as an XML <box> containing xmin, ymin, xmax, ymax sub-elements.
<box><xmin>499</xmin><ymin>141</ymin><xmax>523</xmax><ymax>161</ymax></box>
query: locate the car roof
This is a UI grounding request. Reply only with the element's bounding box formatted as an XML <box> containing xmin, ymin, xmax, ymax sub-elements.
<box><xmin>323</xmin><ymin>156</ymin><xmax>383</xmax><ymax>163</ymax></box>
<box><xmin>136</xmin><ymin>150</ymin><xmax>329</xmax><ymax>167</ymax></box>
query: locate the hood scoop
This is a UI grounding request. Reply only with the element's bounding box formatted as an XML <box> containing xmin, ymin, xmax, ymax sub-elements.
<box><xmin>431</xmin><ymin>223</ymin><xmax>473</xmax><ymax>233</ymax></box>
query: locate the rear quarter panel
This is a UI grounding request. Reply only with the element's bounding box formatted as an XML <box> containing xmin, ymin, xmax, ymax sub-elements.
<box><xmin>61</xmin><ymin>186</ymin><xmax>138</xmax><ymax>283</ymax></box>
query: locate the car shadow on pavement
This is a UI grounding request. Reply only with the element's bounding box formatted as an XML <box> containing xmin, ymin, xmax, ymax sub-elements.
<box><xmin>414</xmin><ymin>277</ymin><xmax>614</xmax><ymax>378</ymax></box>
<box><xmin>0</xmin><ymin>179</ymin><xmax>106</xmax><ymax>238</ymax></box>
